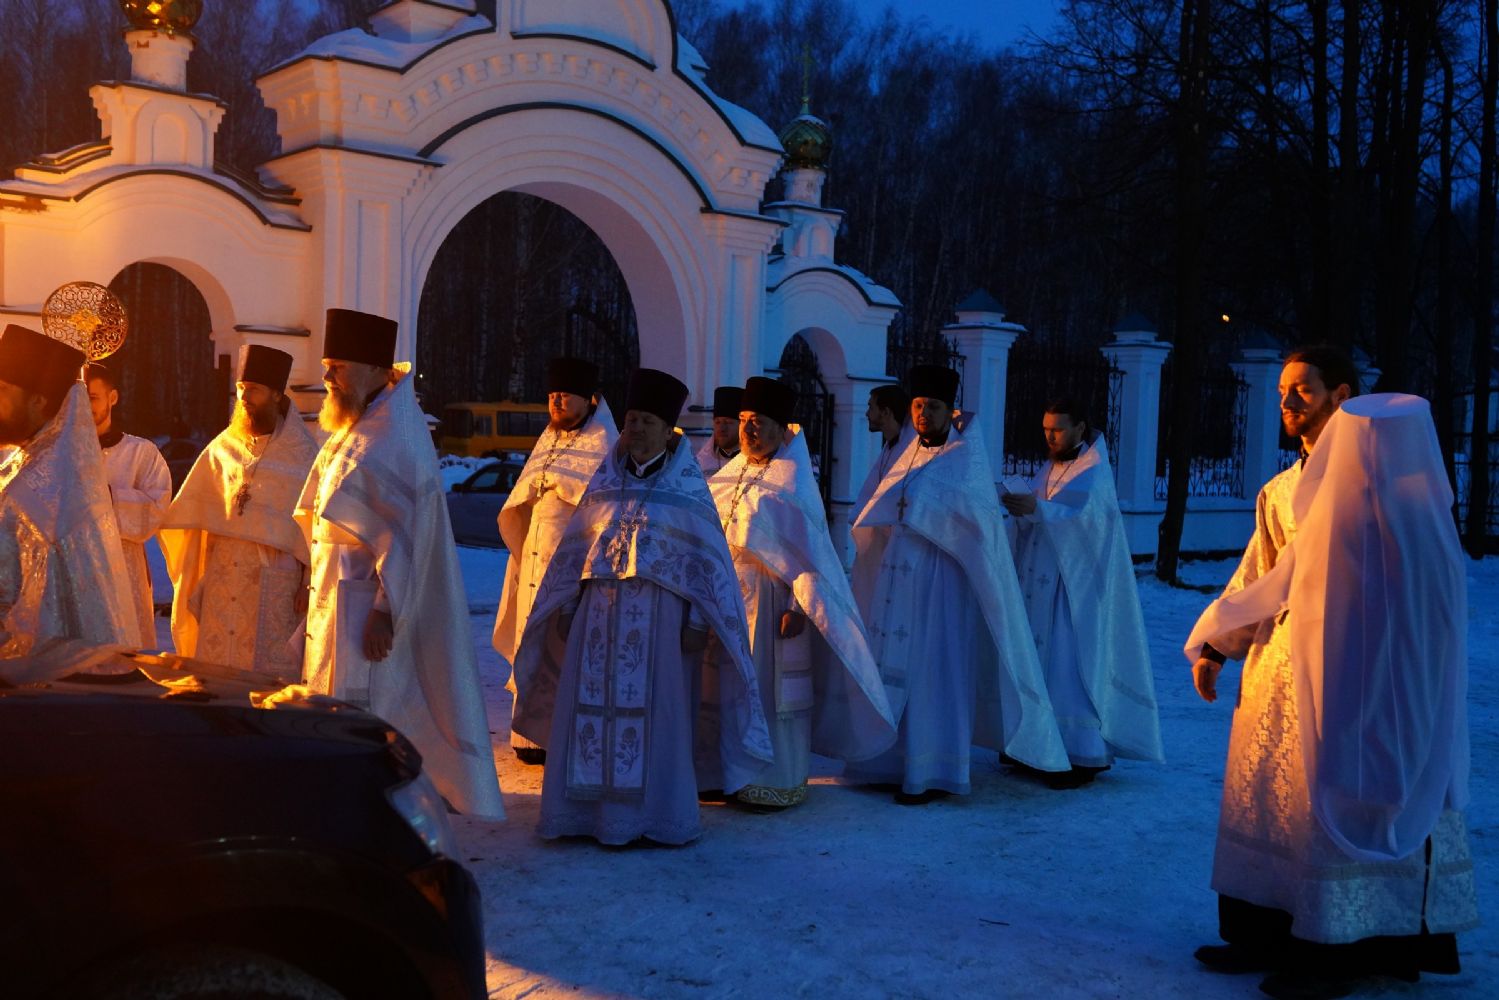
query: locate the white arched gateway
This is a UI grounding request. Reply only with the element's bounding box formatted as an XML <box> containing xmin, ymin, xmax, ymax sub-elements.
<box><xmin>0</xmin><ymin>0</ymin><xmax>898</xmax><ymax>552</ymax></box>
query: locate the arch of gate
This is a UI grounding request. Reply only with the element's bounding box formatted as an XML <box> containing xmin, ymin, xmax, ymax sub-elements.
<box><xmin>762</xmin><ymin>266</ymin><xmax>899</xmax><ymax>559</ymax></box>
<box><xmin>0</xmin><ymin>170</ymin><xmax>308</xmax><ymax>352</ymax></box>
<box><xmin>257</xmin><ymin>0</ymin><xmax>786</xmax><ymax>397</ymax></box>
<box><xmin>404</xmin><ymin>108</ymin><xmax>713</xmax><ymax>379</ymax></box>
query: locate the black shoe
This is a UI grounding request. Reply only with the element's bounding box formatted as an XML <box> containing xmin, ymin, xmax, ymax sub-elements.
<box><xmin>697</xmin><ymin>788</ymin><xmax>729</xmax><ymax>803</ymax></box>
<box><xmin>1258</xmin><ymin>972</ymin><xmax>1364</xmax><ymax>1000</ymax></box>
<box><xmin>514</xmin><ymin>746</ymin><xmax>546</xmax><ymax>765</ymax></box>
<box><xmin>1043</xmin><ymin>767</ymin><xmax>1101</xmax><ymax>790</ymax></box>
<box><xmin>894</xmin><ymin>789</ymin><xmax>951</xmax><ymax>805</ymax></box>
<box><xmin>1194</xmin><ymin>944</ymin><xmax>1277</xmax><ymax>975</ymax></box>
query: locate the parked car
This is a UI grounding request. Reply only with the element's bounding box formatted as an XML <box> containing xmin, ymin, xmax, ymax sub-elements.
<box><xmin>446</xmin><ymin>460</ymin><xmax>525</xmax><ymax>549</ymax></box>
<box><xmin>157</xmin><ymin>435</ymin><xmax>207</xmax><ymax>494</ymax></box>
<box><xmin>0</xmin><ymin>652</ymin><xmax>485</xmax><ymax>1000</ymax></box>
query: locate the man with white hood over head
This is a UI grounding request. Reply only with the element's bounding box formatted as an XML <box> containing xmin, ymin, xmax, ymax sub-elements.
<box><xmin>847</xmin><ymin>364</ymin><xmax>1068</xmax><ymax>803</ymax></box>
<box><xmin>0</xmin><ymin>324</ymin><xmax>136</xmax><ymax>681</ymax></box>
<box><xmin>1186</xmin><ymin>346</ymin><xmax>1477</xmax><ymax>1000</ymax></box>
<box><xmin>1003</xmin><ymin>397</ymin><xmax>1163</xmax><ymax>788</ymax></box>
<box><xmin>493</xmin><ymin>356</ymin><xmax>616</xmax><ymax>764</ymax></box>
<box><xmin>298</xmin><ymin>308</ymin><xmax>503</xmax><ymax>819</ymax></box>
<box><xmin>709</xmin><ymin>376</ymin><xmax>896</xmax><ymax>809</ymax></box>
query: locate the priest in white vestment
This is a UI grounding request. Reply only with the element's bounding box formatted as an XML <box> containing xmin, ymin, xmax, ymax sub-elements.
<box><xmin>847</xmin><ymin>365</ymin><xmax>1068</xmax><ymax>803</ymax></box>
<box><xmin>1003</xmin><ymin>399</ymin><xmax>1163</xmax><ymax>787</ymax></box>
<box><xmin>512</xmin><ymin>368</ymin><xmax>772</xmax><ymax>845</ymax></box>
<box><xmin>708</xmin><ymin>377</ymin><xmax>896</xmax><ymax>808</ymax></box>
<box><xmin>852</xmin><ymin>384</ymin><xmax>912</xmax><ymax>515</ymax></box>
<box><xmin>1186</xmin><ymin>348</ymin><xmax>1477</xmax><ymax>999</ymax></box>
<box><xmin>493</xmin><ymin>357</ymin><xmax>617</xmax><ymax>763</ymax></box>
<box><xmin>298</xmin><ymin>308</ymin><xmax>503</xmax><ymax>819</ymax></box>
<box><xmin>160</xmin><ymin>346</ymin><xmax>318</xmax><ymax>680</ymax></box>
<box><xmin>0</xmin><ymin>324</ymin><xmax>136</xmax><ymax>683</ymax></box>
<box><xmin>694</xmin><ymin>385</ymin><xmax>742</xmax><ymax>476</ymax></box>
<box><xmin>86</xmin><ymin>363</ymin><xmax>172</xmax><ymax>648</ymax></box>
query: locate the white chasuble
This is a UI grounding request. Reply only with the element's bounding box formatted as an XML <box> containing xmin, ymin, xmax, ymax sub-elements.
<box><xmin>709</xmin><ymin>430</ymin><xmax>896</xmax><ymax>805</ymax></box>
<box><xmin>160</xmin><ymin>406</ymin><xmax>318</xmax><ymax>679</ymax></box>
<box><xmin>1011</xmin><ymin>434</ymin><xmax>1163</xmax><ymax>766</ymax></box>
<box><xmin>1185</xmin><ymin>415</ymin><xmax>1478</xmax><ymax>945</ymax></box>
<box><xmin>512</xmin><ymin>433</ymin><xmax>772</xmax><ymax>844</ymax></box>
<box><xmin>694</xmin><ymin>436</ymin><xmax>736</xmax><ymax>477</ymax></box>
<box><xmin>100</xmin><ymin>432</ymin><xmax>172</xmax><ymax>647</ymax></box>
<box><xmin>296</xmin><ymin>369</ymin><xmax>503</xmax><ymax>820</ymax></box>
<box><xmin>849</xmin><ymin>417</ymin><xmax>1068</xmax><ymax>793</ymax></box>
<box><xmin>493</xmin><ymin>400</ymin><xmax>616</xmax><ymax>751</ymax></box>
<box><xmin>1</xmin><ymin>384</ymin><xmax>137</xmax><ymax>682</ymax></box>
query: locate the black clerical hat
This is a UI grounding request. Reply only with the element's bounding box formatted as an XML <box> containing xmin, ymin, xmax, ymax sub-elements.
<box><xmin>323</xmin><ymin>308</ymin><xmax>397</xmax><ymax>368</ymax></box>
<box><xmin>711</xmin><ymin>385</ymin><xmax>743</xmax><ymax>419</ymax></box>
<box><xmin>238</xmin><ymin>344</ymin><xmax>294</xmax><ymax>393</ymax></box>
<box><xmin>546</xmin><ymin>357</ymin><xmax>598</xmax><ymax>399</ymax></box>
<box><xmin>741</xmin><ymin>376</ymin><xmax>797</xmax><ymax>426</ymax></box>
<box><xmin>907</xmin><ymin>364</ymin><xmax>960</xmax><ymax>407</ymax></box>
<box><xmin>0</xmin><ymin>324</ymin><xmax>84</xmax><ymax>405</ymax></box>
<box><xmin>624</xmin><ymin>368</ymin><xmax>689</xmax><ymax>425</ymax></box>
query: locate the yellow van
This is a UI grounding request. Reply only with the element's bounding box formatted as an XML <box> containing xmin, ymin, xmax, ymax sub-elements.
<box><xmin>439</xmin><ymin>401</ymin><xmax>550</xmax><ymax>456</ymax></box>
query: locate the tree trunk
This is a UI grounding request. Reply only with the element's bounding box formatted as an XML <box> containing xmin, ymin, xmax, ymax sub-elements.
<box><xmin>1157</xmin><ymin>0</ymin><xmax>1213</xmax><ymax>584</ymax></box>
<box><xmin>1466</xmin><ymin>0</ymin><xmax>1498</xmax><ymax>555</ymax></box>
<box><xmin>1434</xmin><ymin>40</ymin><xmax>1457</xmax><ymax>490</ymax></box>
<box><xmin>1332</xmin><ymin>0</ymin><xmax>1363</xmax><ymax>351</ymax></box>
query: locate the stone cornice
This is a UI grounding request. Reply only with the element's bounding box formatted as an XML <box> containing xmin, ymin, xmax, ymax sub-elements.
<box><xmin>258</xmin><ymin>31</ymin><xmax>782</xmax><ymax>214</ymax></box>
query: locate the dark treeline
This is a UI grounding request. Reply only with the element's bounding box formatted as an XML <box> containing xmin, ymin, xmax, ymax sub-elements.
<box><xmin>3</xmin><ymin>0</ymin><xmax>1495</xmax><ymax>559</ymax></box>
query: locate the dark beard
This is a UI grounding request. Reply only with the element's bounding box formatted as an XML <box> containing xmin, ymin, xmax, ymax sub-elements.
<box><xmin>0</xmin><ymin>409</ymin><xmax>36</xmax><ymax>447</ymax></box>
<box><xmin>232</xmin><ymin>404</ymin><xmax>277</xmax><ymax>439</ymax></box>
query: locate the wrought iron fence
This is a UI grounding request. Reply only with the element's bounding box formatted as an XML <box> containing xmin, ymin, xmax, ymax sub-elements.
<box><xmin>772</xmin><ymin>334</ymin><xmax>836</xmax><ymax>516</ymax></box>
<box><xmin>1454</xmin><ymin>432</ymin><xmax>1499</xmax><ymax>539</ymax></box>
<box><xmin>1001</xmin><ymin>340</ymin><xmax>1122</xmax><ymax>482</ymax></box>
<box><xmin>1154</xmin><ymin>361</ymin><xmax>1249</xmax><ymax>500</ymax></box>
<box><xmin>887</xmin><ymin>334</ymin><xmax>966</xmax><ymax>409</ymax></box>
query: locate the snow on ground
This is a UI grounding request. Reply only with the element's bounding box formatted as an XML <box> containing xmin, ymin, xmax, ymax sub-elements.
<box><xmin>448</xmin><ymin>552</ymin><xmax>1496</xmax><ymax>1000</ymax></box>
<box><xmin>146</xmin><ymin>548</ymin><xmax>1496</xmax><ymax>998</ymax></box>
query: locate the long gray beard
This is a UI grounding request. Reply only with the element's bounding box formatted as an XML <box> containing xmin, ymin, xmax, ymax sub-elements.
<box><xmin>318</xmin><ymin>388</ymin><xmax>363</xmax><ymax>434</ymax></box>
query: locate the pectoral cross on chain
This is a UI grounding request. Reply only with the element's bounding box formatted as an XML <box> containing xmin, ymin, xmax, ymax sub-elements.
<box><xmin>234</xmin><ymin>483</ymin><xmax>252</xmax><ymax>516</ymax></box>
<box><xmin>896</xmin><ymin>493</ymin><xmax>909</xmax><ymax>522</ymax></box>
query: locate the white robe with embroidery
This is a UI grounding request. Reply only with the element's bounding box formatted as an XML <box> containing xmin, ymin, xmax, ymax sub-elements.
<box><xmin>493</xmin><ymin>401</ymin><xmax>616</xmax><ymax>751</ymax></box>
<box><xmin>160</xmin><ymin>406</ymin><xmax>318</xmax><ymax>679</ymax></box>
<box><xmin>1010</xmin><ymin>435</ymin><xmax>1163</xmax><ymax>766</ymax></box>
<box><xmin>298</xmin><ymin>368</ymin><xmax>504</xmax><ymax>819</ymax></box>
<box><xmin>1</xmin><ymin>384</ymin><xmax>136</xmax><ymax>681</ymax></box>
<box><xmin>101</xmin><ymin>433</ymin><xmax>171</xmax><ymax>648</ymax></box>
<box><xmin>513</xmin><ymin>433</ymin><xmax>772</xmax><ymax>844</ymax></box>
<box><xmin>1184</xmin><ymin>428</ymin><xmax>1478</xmax><ymax>944</ymax></box>
<box><xmin>848</xmin><ymin>418</ymin><xmax>1068</xmax><ymax>794</ymax></box>
<box><xmin>695</xmin><ymin>436</ymin><xmax>738</xmax><ymax>477</ymax></box>
<box><xmin>709</xmin><ymin>430</ymin><xmax>896</xmax><ymax>803</ymax></box>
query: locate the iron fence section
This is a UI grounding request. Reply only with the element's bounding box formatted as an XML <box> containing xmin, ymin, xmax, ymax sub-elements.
<box><xmin>1154</xmin><ymin>361</ymin><xmax>1249</xmax><ymax>500</ymax></box>
<box><xmin>1001</xmin><ymin>342</ymin><xmax>1122</xmax><ymax>482</ymax></box>
<box><xmin>773</xmin><ymin>334</ymin><xmax>836</xmax><ymax>516</ymax></box>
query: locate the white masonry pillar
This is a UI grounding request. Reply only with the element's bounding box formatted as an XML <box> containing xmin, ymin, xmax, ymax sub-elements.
<box><xmin>1232</xmin><ymin>344</ymin><xmax>1285</xmax><ymax>499</ymax></box>
<box><xmin>1102</xmin><ymin>326</ymin><xmax>1171</xmax><ymax>511</ymax></box>
<box><xmin>125</xmin><ymin>30</ymin><xmax>194</xmax><ymax>91</ymax></box>
<box><xmin>946</xmin><ymin>297</ymin><xmax>1023</xmax><ymax>483</ymax></box>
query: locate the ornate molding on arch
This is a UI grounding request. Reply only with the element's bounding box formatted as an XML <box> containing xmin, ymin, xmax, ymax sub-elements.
<box><xmin>258</xmin><ymin>13</ymin><xmax>782</xmax><ymax>214</ymax></box>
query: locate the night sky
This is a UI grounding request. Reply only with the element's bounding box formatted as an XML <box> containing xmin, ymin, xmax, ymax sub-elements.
<box><xmin>866</xmin><ymin>0</ymin><xmax>1062</xmax><ymax>48</ymax></box>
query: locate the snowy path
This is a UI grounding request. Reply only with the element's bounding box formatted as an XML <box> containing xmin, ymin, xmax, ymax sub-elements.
<box><xmin>448</xmin><ymin>556</ymin><xmax>1496</xmax><ymax>999</ymax></box>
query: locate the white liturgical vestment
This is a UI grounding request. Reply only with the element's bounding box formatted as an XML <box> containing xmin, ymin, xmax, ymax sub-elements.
<box><xmin>1010</xmin><ymin>434</ymin><xmax>1163</xmax><ymax>766</ymax></box>
<box><xmin>100</xmin><ymin>432</ymin><xmax>171</xmax><ymax>647</ymax></box>
<box><xmin>512</xmin><ymin>433</ymin><xmax>772</xmax><ymax>844</ymax></box>
<box><xmin>297</xmin><ymin>368</ymin><xmax>503</xmax><ymax>819</ymax></box>
<box><xmin>493</xmin><ymin>400</ymin><xmax>616</xmax><ymax>751</ymax></box>
<box><xmin>848</xmin><ymin>417</ymin><xmax>1069</xmax><ymax>794</ymax></box>
<box><xmin>1</xmin><ymin>384</ymin><xmax>136</xmax><ymax>682</ymax></box>
<box><xmin>1185</xmin><ymin>394</ymin><xmax>1477</xmax><ymax>944</ymax></box>
<box><xmin>709</xmin><ymin>429</ymin><xmax>896</xmax><ymax>806</ymax></box>
<box><xmin>160</xmin><ymin>404</ymin><xmax>318</xmax><ymax>679</ymax></box>
<box><xmin>695</xmin><ymin>435</ymin><xmax>737</xmax><ymax>477</ymax></box>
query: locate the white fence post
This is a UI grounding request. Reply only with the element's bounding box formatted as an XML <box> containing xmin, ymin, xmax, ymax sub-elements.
<box><xmin>946</xmin><ymin>291</ymin><xmax>1023</xmax><ymax>483</ymax></box>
